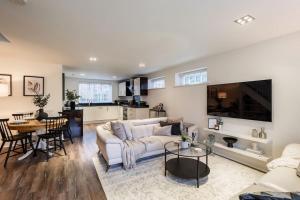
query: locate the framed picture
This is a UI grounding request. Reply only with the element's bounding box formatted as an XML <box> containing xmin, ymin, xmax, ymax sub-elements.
<box><xmin>0</xmin><ymin>74</ymin><xmax>12</xmax><ymax>96</ymax></box>
<box><xmin>23</xmin><ymin>76</ymin><xmax>44</xmax><ymax>96</ymax></box>
<box><xmin>208</xmin><ymin>118</ymin><xmax>217</xmax><ymax>129</ymax></box>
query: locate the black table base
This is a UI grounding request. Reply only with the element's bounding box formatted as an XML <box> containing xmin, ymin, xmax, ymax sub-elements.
<box><xmin>165</xmin><ymin>157</ymin><xmax>210</xmax><ymax>188</ymax></box>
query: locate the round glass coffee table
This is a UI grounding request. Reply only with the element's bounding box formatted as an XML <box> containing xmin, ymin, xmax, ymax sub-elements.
<box><xmin>164</xmin><ymin>141</ymin><xmax>211</xmax><ymax>188</ymax></box>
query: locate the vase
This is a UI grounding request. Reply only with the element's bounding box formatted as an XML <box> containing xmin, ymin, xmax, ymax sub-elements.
<box><xmin>181</xmin><ymin>141</ymin><xmax>189</xmax><ymax>149</ymax></box>
<box><xmin>70</xmin><ymin>101</ymin><xmax>76</xmax><ymax>110</ymax></box>
<box><xmin>35</xmin><ymin>109</ymin><xmax>48</xmax><ymax>121</ymax></box>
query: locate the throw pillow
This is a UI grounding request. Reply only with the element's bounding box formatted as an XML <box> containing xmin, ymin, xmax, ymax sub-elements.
<box><xmin>160</xmin><ymin>121</ymin><xmax>181</xmax><ymax>135</ymax></box>
<box><xmin>297</xmin><ymin>163</ymin><xmax>300</xmax><ymax>177</ymax></box>
<box><xmin>153</xmin><ymin>125</ymin><xmax>172</xmax><ymax>136</ymax></box>
<box><xmin>167</xmin><ymin>117</ymin><xmax>184</xmax><ymax>130</ymax></box>
<box><xmin>102</xmin><ymin>121</ymin><xmax>112</xmax><ymax>131</ymax></box>
<box><xmin>111</xmin><ymin>121</ymin><xmax>127</xmax><ymax>141</ymax></box>
<box><xmin>131</xmin><ymin>124</ymin><xmax>157</xmax><ymax>139</ymax></box>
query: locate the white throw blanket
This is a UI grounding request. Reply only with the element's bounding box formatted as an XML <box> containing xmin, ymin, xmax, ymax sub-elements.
<box><xmin>121</xmin><ymin>138</ymin><xmax>162</xmax><ymax>170</ymax></box>
<box><xmin>121</xmin><ymin>140</ymin><xmax>148</xmax><ymax>170</ymax></box>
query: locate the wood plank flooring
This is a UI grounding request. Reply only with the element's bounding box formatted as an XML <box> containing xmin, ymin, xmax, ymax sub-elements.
<box><xmin>0</xmin><ymin>124</ymin><xmax>107</xmax><ymax>200</ymax></box>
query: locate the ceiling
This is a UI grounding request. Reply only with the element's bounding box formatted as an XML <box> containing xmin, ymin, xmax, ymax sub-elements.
<box><xmin>1</xmin><ymin>0</ymin><xmax>300</xmax><ymax>80</ymax></box>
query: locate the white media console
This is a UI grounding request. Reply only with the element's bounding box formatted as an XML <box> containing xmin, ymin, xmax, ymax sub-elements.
<box><xmin>204</xmin><ymin>128</ymin><xmax>272</xmax><ymax>172</ymax></box>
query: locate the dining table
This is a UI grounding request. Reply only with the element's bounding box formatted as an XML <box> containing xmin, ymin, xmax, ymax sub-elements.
<box><xmin>8</xmin><ymin>119</ymin><xmax>67</xmax><ymax>160</ymax></box>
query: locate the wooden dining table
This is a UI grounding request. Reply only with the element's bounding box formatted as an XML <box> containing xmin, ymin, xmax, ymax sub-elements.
<box><xmin>8</xmin><ymin>119</ymin><xmax>68</xmax><ymax>160</ymax></box>
<box><xmin>9</xmin><ymin>119</ymin><xmax>49</xmax><ymax>133</ymax></box>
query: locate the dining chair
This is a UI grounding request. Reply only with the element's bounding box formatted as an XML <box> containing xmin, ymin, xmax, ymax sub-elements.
<box><xmin>58</xmin><ymin>112</ymin><xmax>73</xmax><ymax>144</ymax></box>
<box><xmin>12</xmin><ymin>112</ymin><xmax>34</xmax><ymax>120</ymax></box>
<box><xmin>34</xmin><ymin>116</ymin><xmax>67</xmax><ymax>161</ymax></box>
<box><xmin>12</xmin><ymin>112</ymin><xmax>35</xmax><ymax>151</ymax></box>
<box><xmin>0</xmin><ymin>119</ymin><xmax>34</xmax><ymax>167</ymax></box>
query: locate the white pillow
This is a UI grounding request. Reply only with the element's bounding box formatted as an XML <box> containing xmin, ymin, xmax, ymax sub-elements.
<box><xmin>153</xmin><ymin>125</ymin><xmax>172</xmax><ymax>136</ymax></box>
<box><xmin>131</xmin><ymin>124</ymin><xmax>158</xmax><ymax>139</ymax></box>
<box><xmin>281</xmin><ymin>144</ymin><xmax>300</xmax><ymax>159</ymax></box>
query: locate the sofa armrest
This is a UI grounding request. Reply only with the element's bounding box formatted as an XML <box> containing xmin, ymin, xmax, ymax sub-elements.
<box><xmin>96</xmin><ymin>125</ymin><xmax>123</xmax><ymax>144</ymax></box>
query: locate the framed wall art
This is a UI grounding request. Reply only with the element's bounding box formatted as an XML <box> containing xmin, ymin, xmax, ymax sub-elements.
<box><xmin>23</xmin><ymin>76</ymin><xmax>44</xmax><ymax>96</ymax></box>
<box><xmin>0</xmin><ymin>74</ymin><xmax>12</xmax><ymax>96</ymax></box>
<box><xmin>208</xmin><ymin>118</ymin><xmax>217</xmax><ymax>129</ymax></box>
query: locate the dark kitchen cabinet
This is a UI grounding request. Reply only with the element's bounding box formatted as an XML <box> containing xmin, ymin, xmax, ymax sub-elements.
<box><xmin>133</xmin><ymin>77</ymin><xmax>148</xmax><ymax>96</ymax></box>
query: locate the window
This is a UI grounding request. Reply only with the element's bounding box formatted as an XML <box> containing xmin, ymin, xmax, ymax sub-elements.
<box><xmin>148</xmin><ymin>77</ymin><xmax>165</xmax><ymax>89</ymax></box>
<box><xmin>78</xmin><ymin>83</ymin><xmax>112</xmax><ymax>103</ymax></box>
<box><xmin>175</xmin><ymin>68</ymin><xmax>207</xmax><ymax>86</ymax></box>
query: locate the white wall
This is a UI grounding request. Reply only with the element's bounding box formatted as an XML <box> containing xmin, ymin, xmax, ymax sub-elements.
<box><xmin>0</xmin><ymin>58</ymin><xmax>63</xmax><ymax>119</ymax></box>
<box><xmin>145</xmin><ymin>31</ymin><xmax>300</xmax><ymax>158</ymax></box>
<box><xmin>64</xmin><ymin>77</ymin><xmax>119</xmax><ymax>102</ymax></box>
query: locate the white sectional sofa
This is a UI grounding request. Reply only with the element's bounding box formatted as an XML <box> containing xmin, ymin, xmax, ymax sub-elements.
<box><xmin>96</xmin><ymin>117</ymin><xmax>197</xmax><ymax>169</ymax></box>
<box><xmin>232</xmin><ymin>144</ymin><xmax>300</xmax><ymax>199</ymax></box>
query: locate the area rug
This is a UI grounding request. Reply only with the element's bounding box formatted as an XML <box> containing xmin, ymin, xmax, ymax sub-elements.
<box><xmin>93</xmin><ymin>154</ymin><xmax>263</xmax><ymax>200</ymax></box>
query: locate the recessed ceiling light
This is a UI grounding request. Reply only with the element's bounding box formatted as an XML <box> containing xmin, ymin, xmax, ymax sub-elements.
<box><xmin>234</xmin><ymin>15</ymin><xmax>255</xmax><ymax>25</ymax></box>
<box><xmin>112</xmin><ymin>76</ymin><xmax>117</xmax><ymax>79</ymax></box>
<box><xmin>139</xmin><ymin>62</ymin><xmax>146</xmax><ymax>68</ymax></box>
<box><xmin>89</xmin><ymin>57</ymin><xmax>97</xmax><ymax>62</ymax></box>
<box><xmin>80</xmin><ymin>73</ymin><xmax>85</xmax><ymax>76</ymax></box>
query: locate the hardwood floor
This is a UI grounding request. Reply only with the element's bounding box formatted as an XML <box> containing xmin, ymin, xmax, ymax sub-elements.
<box><xmin>0</xmin><ymin>124</ymin><xmax>107</xmax><ymax>200</ymax></box>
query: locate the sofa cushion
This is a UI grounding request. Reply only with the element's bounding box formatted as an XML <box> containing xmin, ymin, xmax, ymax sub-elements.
<box><xmin>256</xmin><ymin>167</ymin><xmax>300</xmax><ymax>192</ymax></box>
<box><xmin>281</xmin><ymin>144</ymin><xmax>300</xmax><ymax>159</ymax></box>
<box><xmin>111</xmin><ymin>121</ymin><xmax>127</xmax><ymax>141</ymax></box>
<box><xmin>160</xmin><ymin>121</ymin><xmax>181</xmax><ymax>135</ymax></box>
<box><xmin>130</xmin><ymin>141</ymin><xmax>147</xmax><ymax>156</ymax></box>
<box><xmin>153</xmin><ymin>125</ymin><xmax>172</xmax><ymax>136</ymax></box>
<box><xmin>131</xmin><ymin>124</ymin><xmax>158</xmax><ymax>139</ymax></box>
<box><xmin>139</xmin><ymin>137</ymin><xmax>163</xmax><ymax>152</ymax></box>
<box><xmin>152</xmin><ymin>135</ymin><xmax>181</xmax><ymax>145</ymax></box>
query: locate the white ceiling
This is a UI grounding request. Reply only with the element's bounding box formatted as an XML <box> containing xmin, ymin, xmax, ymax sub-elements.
<box><xmin>1</xmin><ymin>0</ymin><xmax>300</xmax><ymax>80</ymax></box>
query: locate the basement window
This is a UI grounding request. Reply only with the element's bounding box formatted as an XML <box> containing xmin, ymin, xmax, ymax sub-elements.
<box><xmin>148</xmin><ymin>77</ymin><xmax>166</xmax><ymax>89</ymax></box>
<box><xmin>175</xmin><ymin>68</ymin><xmax>207</xmax><ymax>86</ymax></box>
<box><xmin>78</xmin><ymin>83</ymin><xmax>112</xmax><ymax>103</ymax></box>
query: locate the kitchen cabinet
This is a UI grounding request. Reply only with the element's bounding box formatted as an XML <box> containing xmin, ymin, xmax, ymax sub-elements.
<box><xmin>118</xmin><ymin>82</ymin><xmax>126</xmax><ymax>96</ymax></box>
<box><xmin>118</xmin><ymin>80</ymin><xmax>132</xmax><ymax>96</ymax></box>
<box><xmin>133</xmin><ymin>77</ymin><xmax>148</xmax><ymax>96</ymax></box>
<box><xmin>83</xmin><ymin>106</ymin><xmax>121</xmax><ymax>123</ymax></box>
<box><xmin>127</xmin><ymin>107</ymin><xmax>149</xmax><ymax>120</ymax></box>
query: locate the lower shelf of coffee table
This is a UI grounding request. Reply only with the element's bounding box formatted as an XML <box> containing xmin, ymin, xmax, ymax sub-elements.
<box><xmin>166</xmin><ymin>157</ymin><xmax>210</xmax><ymax>179</ymax></box>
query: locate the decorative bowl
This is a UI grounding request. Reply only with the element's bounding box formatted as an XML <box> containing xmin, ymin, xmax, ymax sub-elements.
<box><xmin>223</xmin><ymin>137</ymin><xmax>238</xmax><ymax>148</ymax></box>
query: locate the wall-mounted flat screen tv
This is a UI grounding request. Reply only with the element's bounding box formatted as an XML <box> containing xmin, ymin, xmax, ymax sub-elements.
<box><xmin>207</xmin><ymin>79</ymin><xmax>272</xmax><ymax>122</ymax></box>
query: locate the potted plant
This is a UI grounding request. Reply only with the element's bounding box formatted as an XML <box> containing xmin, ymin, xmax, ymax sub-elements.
<box><xmin>65</xmin><ymin>89</ymin><xmax>80</xmax><ymax>110</ymax></box>
<box><xmin>181</xmin><ymin>134</ymin><xmax>190</xmax><ymax>149</ymax></box>
<box><xmin>33</xmin><ymin>93</ymin><xmax>50</xmax><ymax>121</ymax></box>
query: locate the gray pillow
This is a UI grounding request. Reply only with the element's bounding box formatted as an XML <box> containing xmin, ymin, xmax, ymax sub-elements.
<box><xmin>297</xmin><ymin>163</ymin><xmax>300</xmax><ymax>177</ymax></box>
<box><xmin>111</xmin><ymin>121</ymin><xmax>127</xmax><ymax>141</ymax></box>
<box><xmin>153</xmin><ymin>125</ymin><xmax>172</xmax><ymax>136</ymax></box>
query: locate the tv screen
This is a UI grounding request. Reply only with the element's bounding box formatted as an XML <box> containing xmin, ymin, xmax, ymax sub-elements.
<box><xmin>207</xmin><ymin>79</ymin><xmax>272</xmax><ymax>122</ymax></box>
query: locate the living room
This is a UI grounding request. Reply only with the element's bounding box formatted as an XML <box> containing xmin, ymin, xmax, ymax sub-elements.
<box><xmin>0</xmin><ymin>1</ymin><xmax>300</xmax><ymax>200</ymax></box>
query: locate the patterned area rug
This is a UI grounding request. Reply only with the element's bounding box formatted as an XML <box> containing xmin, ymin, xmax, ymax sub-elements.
<box><xmin>93</xmin><ymin>154</ymin><xmax>263</xmax><ymax>200</ymax></box>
